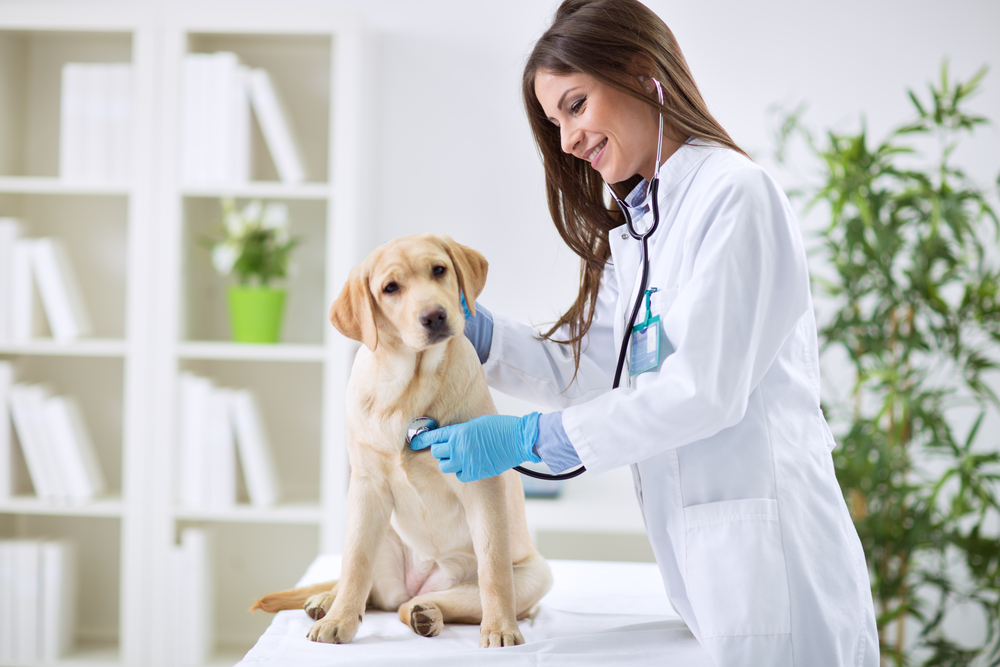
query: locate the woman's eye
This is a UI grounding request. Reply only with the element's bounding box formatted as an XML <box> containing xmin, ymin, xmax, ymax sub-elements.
<box><xmin>384</xmin><ymin>282</ymin><xmax>399</xmax><ymax>294</ymax></box>
<box><xmin>433</xmin><ymin>266</ymin><xmax>446</xmax><ymax>277</ymax></box>
<box><xmin>570</xmin><ymin>96</ymin><xmax>586</xmax><ymax>114</ymax></box>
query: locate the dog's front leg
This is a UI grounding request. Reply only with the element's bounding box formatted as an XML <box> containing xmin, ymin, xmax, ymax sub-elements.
<box><xmin>458</xmin><ymin>475</ymin><xmax>524</xmax><ymax>647</ymax></box>
<box><xmin>307</xmin><ymin>474</ymin><xmax>392</xmax><ymax>644</ymax></box>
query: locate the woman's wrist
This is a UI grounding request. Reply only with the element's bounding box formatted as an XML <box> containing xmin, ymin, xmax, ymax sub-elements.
<box><xmin>464</xmin><ymin>301</ymin><xmax>494</xmax><ymax>364</ymax></box>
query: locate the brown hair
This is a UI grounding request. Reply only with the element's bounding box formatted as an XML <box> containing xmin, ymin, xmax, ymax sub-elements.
<box><xmin>523</xmin><ymin>0</ymin><xmax>746</xmax><ymax>379</ymax></box>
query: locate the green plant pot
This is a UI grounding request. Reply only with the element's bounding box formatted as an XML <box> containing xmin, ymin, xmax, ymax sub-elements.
<box><xmin>227</xmin><ymin>285</ymin><xmax>287</xmax><ymax>344</ymax></box>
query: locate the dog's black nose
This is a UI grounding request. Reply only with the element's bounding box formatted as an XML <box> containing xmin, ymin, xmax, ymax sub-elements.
<box><xmin>420</xmin><ymin>307</ymin><xmax>448</xmax><ymax>331</ymax></box>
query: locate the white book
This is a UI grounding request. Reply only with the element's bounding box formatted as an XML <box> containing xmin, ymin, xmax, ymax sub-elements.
<box><xmin>180</xmin><ymin>55</ymin><xmax>207</xmax><ymax>185</ymax></box>
<box><xmin>0</xmin><ymin>542</ymin><xmax>13</xmax><ymax>662</ymax></box>
<box><xmin>79</xmin><ymin>65</ymin><xmax>107</xmax><ymax>184</ymax></box>
<box><xmin>0</xmin><ymin>217</ymin><xmax>22</xmax><ymax>342</ymax></box>
<box><xmin>59</xmin><ymin>63</ymin><xmax>87</xmax><ymax>181</ymax></box>
<box><xmin>32</xmin><ymin>237</ymin><xmax>93</xmax><ymax>341</ymax></box>
<box><xmin>177</xmin><ymin>373</ymin><xmax>213</xmax><ymax>509</ymax></box>
<box><xmin>206</xmin><ymin>387</ymin><xmax>236</xmax><ymax>509</ymax></box>
<box><xmin>8</xmin><ymin>384</ymin><xmax>57</xmax><ymax>501</ymax></box>
<box><xmin>248</xmin><ymin>67</ymin><xmax>306</xmax><ymax>183</ymax></box>
<box><xmin>230</xmin><ymin>65</ymin><xmax>252</xmax><ymax>183</ymax></box>
<box><xmin>11</xmin><ymin>539</ymin><xmax>40</xmax><ymax>662</ymax></box>
<box><xmin>211</xmin><ymin>53</ymin><xmax>232</xmax><ymax>184</ymax></box>
<box><xmin>39</xmin><ymin>540</ymin><xmax>76</xmax><ymax>661</ymax></box>
<box><xmin>229</xmin><ymin>389</ymin><xmax>281</xmax><ymax>507</ymax></box>
<box><xmin>175</xmin><ymin>528</ymin><xmax>214</xmax><ymax>666</ymax></box>
<box><xmin>207</xmin><ymin>52</ymin><xmax>241</xmax><ymax>184</ymax></box>
<box><xmin>106</xmin><ymin>63</ymin><xmax>133</xmax><ymax>183</ymax></box>
<box><xmin>0</xmin><ymin>362</ymin><xmax>14</xmax><ymax>500</ymax></box>
<box><xmin>44</xmin><ymin>395</ymin><xmax>105</xmax><ymax>503</ymax></box>
<box><xmin>10</xmin><ymin>239</ymin><xmax>36</xmax><ymax>342</ymax></box>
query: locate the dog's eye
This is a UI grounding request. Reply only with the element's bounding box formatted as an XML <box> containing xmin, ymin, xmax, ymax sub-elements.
<box><xmin>383</xmin><ymin>282</ymin><xmax>399</xmax><ymax>294</ymax></box>
<box><xmin>432</xmin><ymin>266</ymin><xmax>446</xmax><ymax>277</ymax></box>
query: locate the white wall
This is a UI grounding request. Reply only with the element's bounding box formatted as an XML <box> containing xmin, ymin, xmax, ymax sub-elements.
<box><xmin>334</xmin><ymin>0</ymin><xmax>1000</xmax><ymax>336</ymax></box>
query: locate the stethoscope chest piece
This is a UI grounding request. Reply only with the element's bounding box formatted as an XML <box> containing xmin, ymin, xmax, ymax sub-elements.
<box><xmin>406</xmin><ymin>416</ymin><xmax>440</xmax><ymax>445</ymax></box>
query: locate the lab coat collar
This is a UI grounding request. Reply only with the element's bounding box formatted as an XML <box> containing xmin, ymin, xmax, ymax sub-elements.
<box><xmin>607</xmin><ymin>140</ymin><xmax>721</xmax><ymax>345</ymax></box>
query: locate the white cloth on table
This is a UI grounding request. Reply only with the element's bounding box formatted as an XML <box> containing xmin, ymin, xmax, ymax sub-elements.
<box><xmin>238</xmin><ymin>555</ymin><xmax>714</xmax><ymax>666</ymax></box>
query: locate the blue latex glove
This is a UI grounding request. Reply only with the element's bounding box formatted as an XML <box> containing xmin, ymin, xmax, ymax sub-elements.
<box><xmin>410</xmin><ymin>413</ymin><xmax>541</xmax><ymax>482</ymax></box>
<box><xmin>460</xmin><ymin>292</ymin><xmax>494</xmax><ymax>364</ymax></box>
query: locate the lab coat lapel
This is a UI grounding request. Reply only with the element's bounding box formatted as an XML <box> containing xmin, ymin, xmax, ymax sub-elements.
<box><xmin>609</xmin><ymin>225</ymin><xmax>641</xmax><ymax>342</ymax></box>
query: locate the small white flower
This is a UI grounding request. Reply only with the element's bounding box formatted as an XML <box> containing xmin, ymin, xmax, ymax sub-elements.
<box><xmin>242</xmin><ymin>200</ymin><xmax>263</xmax><ymax>223</ymax></box>
<box><xmin>262</xmin><ymin>202</ymin><xmax>289</xmax><ymax>230</ymax></box>
<box><xmin>224</xmin><ymin>210</ymin><xmax>248</xmax><ymax>238</ymax></box>
<box><xmin>212</xmin><ymin>243</ymin><xmax>239</xmax><ymax>276</ymax></box>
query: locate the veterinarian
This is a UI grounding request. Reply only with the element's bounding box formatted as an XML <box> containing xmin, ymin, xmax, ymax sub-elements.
<box><xmin>411</xmin><ymin>0</ymin><xmax>879</xmax><ymax>665</ymax></box>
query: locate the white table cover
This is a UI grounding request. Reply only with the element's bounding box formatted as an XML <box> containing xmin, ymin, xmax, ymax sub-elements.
<box><xmin>238</xmin><ymin>555</ymin><xmax>714</xmax><ymax>666</ymax></box>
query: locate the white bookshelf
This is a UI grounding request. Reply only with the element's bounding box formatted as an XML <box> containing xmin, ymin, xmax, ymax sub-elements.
<box><xmin>0</xmin><ymin>2</ymin><xmax>368</xmax><ymax>665</ymax></box>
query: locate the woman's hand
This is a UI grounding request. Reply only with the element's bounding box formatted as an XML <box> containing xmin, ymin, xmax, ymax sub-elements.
<box><xmin>409</xmin><ymin>413</ymin><xmax>541</xmax><ymax>482</ymax></box>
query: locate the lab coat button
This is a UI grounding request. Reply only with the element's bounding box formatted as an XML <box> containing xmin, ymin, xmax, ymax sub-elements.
<box><xmin>621</xmin><ymin>233</ymin><xmax>628</xmax><ymax>239</ymax></box>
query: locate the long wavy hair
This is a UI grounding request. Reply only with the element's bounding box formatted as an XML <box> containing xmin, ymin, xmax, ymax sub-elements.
<box><xmin>523</xmin><ymin>0</ymin><xmax>746</xmax><ymax>379</ymax></box>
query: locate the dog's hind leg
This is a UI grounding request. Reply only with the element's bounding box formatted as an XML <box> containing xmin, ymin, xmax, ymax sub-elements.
<box><xmin>397</xmin><ymin>552</ymin><xmax>554</xmax><ymax>645</ymax></box>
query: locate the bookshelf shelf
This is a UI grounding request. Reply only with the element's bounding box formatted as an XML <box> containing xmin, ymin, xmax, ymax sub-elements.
<box><xmin>173</xmin><ymin>502</ymin><xmax>322</xmax><ymax>525</ymax></box>
<box><xmin>177</xmin><ymin>341</ymin><xmax>326</xmax><ymax>362</ymax></box>
<box><xmin>181</xmin><ymin>181</ymin><xmax>332</xmax><ymax>201</ymax></box>
<box><xmin>0</xmin><ymin>176</ymin><xmax>131</xmax><ymax>196</ymax></box>
<box><xmin>0</xmin><ymin>495</ymin><xmax>124</xmax><ymax>518</ymax></box>
<box><xmin>0</xmin><ymin>338</ymin><xmax>128</xmax><ymax>358</ymax></box>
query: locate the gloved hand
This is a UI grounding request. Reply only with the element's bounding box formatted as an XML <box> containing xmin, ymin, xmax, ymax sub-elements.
<box><xmin>410</xmin><ymin>413</ymin><xmax>541</xmax><ymax>482</ymax></box>
<box><xmin>460</xmin><ymin>292</ymin><xmax>493</xmax><ymax>364</ymax></box>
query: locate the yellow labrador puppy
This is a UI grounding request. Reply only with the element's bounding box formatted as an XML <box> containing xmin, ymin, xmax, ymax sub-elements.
<box><xmin>252</xmin><ymin>234</ymin><xmax>552</xmax><ymax>648</ymax></box>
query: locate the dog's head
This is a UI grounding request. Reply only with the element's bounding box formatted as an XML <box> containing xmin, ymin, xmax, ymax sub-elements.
<box><xmin>329</xmin><ymin>234</ymin><xmax>488</xmax><ymax>352</ymax></box>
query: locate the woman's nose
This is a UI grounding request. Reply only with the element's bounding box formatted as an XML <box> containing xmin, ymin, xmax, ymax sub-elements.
<box><xmin>560</xmin><ymin>124</ymin><xmax>580</xmax><ymax>155</ymax></box>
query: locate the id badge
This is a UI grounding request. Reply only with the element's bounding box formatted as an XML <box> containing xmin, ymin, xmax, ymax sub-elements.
<box><xmin>629</xmin><ymin>314</ymin><xmax>661</xmax><ymax>376</ymax></box>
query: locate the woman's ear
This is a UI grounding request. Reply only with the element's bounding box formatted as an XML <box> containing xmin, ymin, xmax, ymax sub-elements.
<box><xmin>329</xmin><ymin>264</ymin><xmax>379</xmax><ymax>350</ymax></box>
<box><xmin>628</xmin><ymin>52</ymin><xmax>659</xmax><ymax>92</ymax></box>
<box><xmin>439</xmin><ymin>236</ymin><xmax>488</xmax><ymax>314</ymax></box>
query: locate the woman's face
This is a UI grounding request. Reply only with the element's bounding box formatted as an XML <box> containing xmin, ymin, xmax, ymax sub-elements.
<box><xmin>534</xmin><ymin>69</ymin><xmax>667</xmax><ymax>184</ymax></box>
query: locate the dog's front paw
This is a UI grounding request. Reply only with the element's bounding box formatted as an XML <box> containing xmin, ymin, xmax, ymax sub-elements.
<box><xmin>478</xmin><ymin>623</ymin><xmax>524</xmax><ymax>648</ymax></box>
<box><xmin>304</xmin><ymin>591</ymin><xmax>335</xmax><ymax>620</ymax></box>
<box><xmin>306</xmin><ymin>615</ymin><xmax>361</xmax><ymax>644</ymax></box>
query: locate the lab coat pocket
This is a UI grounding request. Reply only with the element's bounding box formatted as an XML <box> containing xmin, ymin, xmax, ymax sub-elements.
<box><xmin>683</xmin><ymin>498</ymin><xmax>791</xmax><ymax>638</ymax></box>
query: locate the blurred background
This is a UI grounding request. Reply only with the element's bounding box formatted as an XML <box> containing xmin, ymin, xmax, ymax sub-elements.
<box><xmin>0</xmin><ymin>0</ymin><xmax>997</xmax><ymax>665</ymax></box>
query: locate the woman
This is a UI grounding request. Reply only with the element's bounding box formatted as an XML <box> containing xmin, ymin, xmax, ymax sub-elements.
<box><xmin>411</xmin><ymin>1</ymin><xmax>879</xmax><ymax>664</ymax></box>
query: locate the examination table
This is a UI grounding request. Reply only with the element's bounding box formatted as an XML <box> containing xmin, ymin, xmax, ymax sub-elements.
<box><xmin>238</xmin><ymin>554</ymin><xmax>714</xmax><ymax>666</ymax></box>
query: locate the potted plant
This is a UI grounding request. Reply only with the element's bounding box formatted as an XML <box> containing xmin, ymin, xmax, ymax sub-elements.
<box><xmin>776</xmin><ymin>64</ymin><xmax>1000</xmax><ymax>666</ymax></box>
<box><xmin>205</xmin><ymin>198</ymin><xmax>299</xmax><ymax>343</ymax></box>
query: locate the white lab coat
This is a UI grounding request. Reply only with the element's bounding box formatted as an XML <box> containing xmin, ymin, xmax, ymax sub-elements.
<box><xmin>483</xmin><ymin>142</ymin><xmax>879</xmax><ymax>666</ymax></box>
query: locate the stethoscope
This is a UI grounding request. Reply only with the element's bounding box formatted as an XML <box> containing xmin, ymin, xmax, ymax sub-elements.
<box><xmin>408</xmin><ymin>78</ymin><xmax>667</xmax><ymax>483</ymax></box>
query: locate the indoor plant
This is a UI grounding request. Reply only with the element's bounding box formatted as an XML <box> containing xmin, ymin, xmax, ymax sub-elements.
<box><xmin>206</xmin><ymin>198</ymin><xmax>299</xmax><ymax>343</ymax></box>
<box><xmin>776</xmin><ymin>64</ymin><xmax>1000</xmax><ymax>666</ymax></box>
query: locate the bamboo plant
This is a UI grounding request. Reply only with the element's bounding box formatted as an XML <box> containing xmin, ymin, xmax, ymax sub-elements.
<box><xmin>776</xmin><ymin>63</ymin><xmax>1000</xmax><ymax>666</ymax></box>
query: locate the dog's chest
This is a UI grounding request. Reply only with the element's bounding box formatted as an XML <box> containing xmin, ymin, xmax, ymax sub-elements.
<box><xmin>387</xmin><ymin>455</ymin><xmax>472</xmax><ymax>557</ymax></box>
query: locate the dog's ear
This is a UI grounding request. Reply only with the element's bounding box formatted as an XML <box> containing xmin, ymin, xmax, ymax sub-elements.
<box><xmin>440</xmin><ymin>236</ymin><xmax>488</xmax><ymax>316</ymax></box>
<box><xmin>329</xmin><ymin>265</ymin><xmax>379</xmax><ymax>351</ymax></box>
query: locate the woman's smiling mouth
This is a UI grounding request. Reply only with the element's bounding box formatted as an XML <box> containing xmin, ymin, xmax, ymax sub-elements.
<box><xmin>586</xmin><ymin>138</ymin><xmax>608</xmax><ymax>163</ymax></box>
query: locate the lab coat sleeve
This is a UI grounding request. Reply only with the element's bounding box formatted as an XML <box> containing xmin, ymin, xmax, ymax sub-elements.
<box><xmin>563</xmin><ymin>166</ymin><xmax>812</xmax><ymax>474</ymax></box>
<box><xmin>481</xmin><ymin>261</ymin><xmax>619</xmax><ymax>410</ymax></box>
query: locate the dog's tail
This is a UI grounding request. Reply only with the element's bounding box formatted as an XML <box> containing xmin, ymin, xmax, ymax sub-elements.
<box><xmin>250</xmin><ymin>580</ymin><xmax>337</xmax><ymax>613</ymax></box>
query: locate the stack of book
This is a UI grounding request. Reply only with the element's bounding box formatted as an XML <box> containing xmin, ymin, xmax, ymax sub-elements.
<box><xmin>176</xmin><ymin>372</ymin><xmax>281</xmax><ymax>510</ymax></box>
<box><xmin>0</xmin><ymin>219</ymin><xmax>92</xmax><ymax>343</ymax></box>
<box><xmin>0</xmin><ymin>361</ymin><xmax>106</xmax><ymax>504</ymax></box>
<box><xmin>180</xmin><ymin>52</ymin><xmax>306</xmax><ymax>185</ymax></box>
<box><xmin>169</xmin><ymin>528</ymin><xmax>214</xmax><ymax>666</ymax></box>
<box><xmin>0</xmin><ymin>539</ymin><xmax>76</xmax><ymax>664</ymax></box>
<box><xmin>59</xmin><ymin>62</ymin><xmax>133</xmax><ymax>183</ymax></box>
